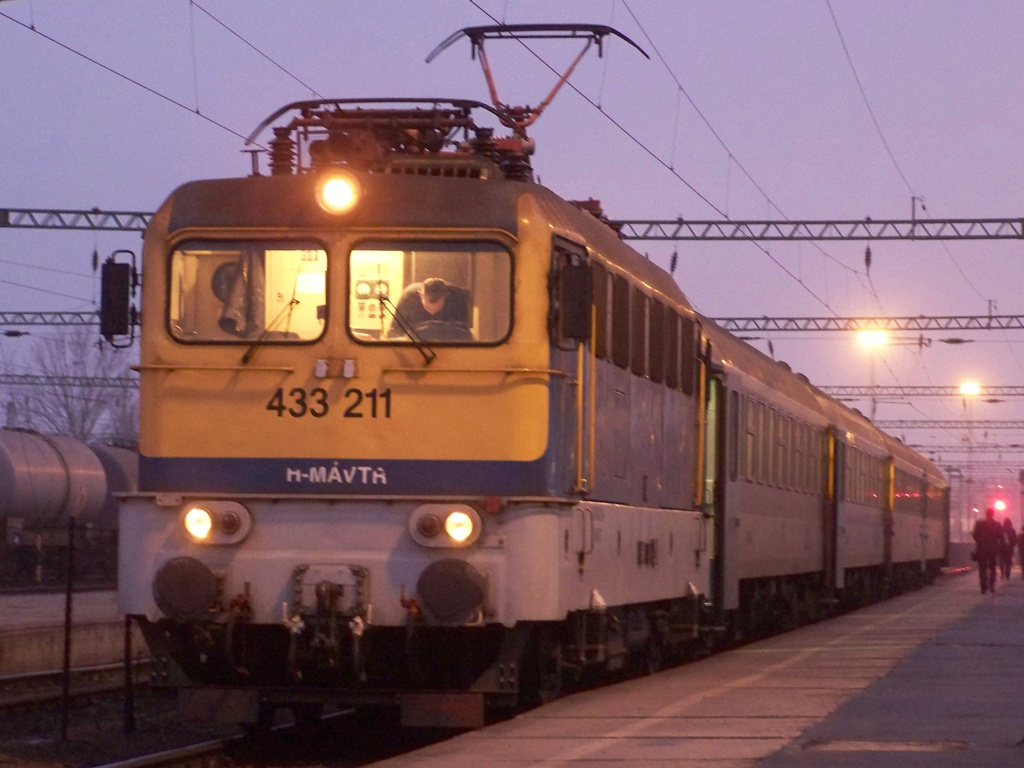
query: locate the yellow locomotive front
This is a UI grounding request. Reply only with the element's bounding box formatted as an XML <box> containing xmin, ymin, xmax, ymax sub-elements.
<box><xmin>117</xmin><ymin>101</ymin><xmax>606</xmax><ymax>726</ymax></box>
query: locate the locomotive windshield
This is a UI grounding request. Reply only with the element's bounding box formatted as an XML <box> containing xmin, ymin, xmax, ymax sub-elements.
<box><xmin>348</xmin><ymin>241</ymin><xmax>511</xmax><ymax>344</ymax></box>
<box><xmin>168</xmin><ymin>241</ymin><xmax>327</xmax><ymax>343</ymax></box>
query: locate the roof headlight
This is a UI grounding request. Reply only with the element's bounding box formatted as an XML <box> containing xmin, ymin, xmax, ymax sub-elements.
<box><xmin>445</xmin><ymin>511</ymin><xmax>475</xmax><ymax>543</ymax></box>
<box><xmin>184</xmin><ymin>506</ymin><xmax>213</xmax><ymax>540</ymax></box>
<box><xmin>317</xmin><ymin>173</ymin><xmax>360</xmax><ymax>214</ymax></box>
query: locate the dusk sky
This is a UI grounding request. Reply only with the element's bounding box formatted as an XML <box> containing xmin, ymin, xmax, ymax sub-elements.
<box><xmin>2</xmin><ymin>1</ymin><xmax>1023</xmax><ymax>521</ymax></box>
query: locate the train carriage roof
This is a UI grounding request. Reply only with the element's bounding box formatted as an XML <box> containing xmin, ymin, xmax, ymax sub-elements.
<box><xmin>700</xmin><ymin>316</ymin><xmax>947</xmax><ymax>486</ymax></box>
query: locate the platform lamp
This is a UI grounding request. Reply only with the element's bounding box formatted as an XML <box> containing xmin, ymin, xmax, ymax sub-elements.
<box><xmin>960</xmin><ymin>380</ymin><xmax>981</xmax><ymax>540</ymax></box>
<box><xmin>858</xmin><ymin>329</ymin><xmax>887</xmax><ymax>420</ymax></box>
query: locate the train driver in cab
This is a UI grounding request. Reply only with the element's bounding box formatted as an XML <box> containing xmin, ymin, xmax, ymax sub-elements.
<box><xmin>387</xmin><ymin>277</ymin><xmax>472</xmax><ymax>340</ymax></box>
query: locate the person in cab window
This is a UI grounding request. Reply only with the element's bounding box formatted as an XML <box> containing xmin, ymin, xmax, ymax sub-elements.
<box><xmin>387</xmin><ymin>277</ymin><xmax>471</xmax><ymax>340</ymax></box>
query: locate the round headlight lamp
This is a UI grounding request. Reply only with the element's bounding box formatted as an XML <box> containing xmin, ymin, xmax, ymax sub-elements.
<box><xmin>417</xmin><ymin>513</ymin><xmax>442</xmax><ymax>538</ymax></box>
<box><xmin>317</xmin><ymin>172</ymin><xmax>360</xmax><ymax>214</ymax></box>
<box><xmin>444</xmin><ymin>511</ymin><xmax>475</xmax><ymax>543</ymax></box>
<box><xmin>218</xmin><ymin>510</ymin><xmax>241</xmax><ymax>535</ymax></box>
<box><xmin>180</xmin><ymin>501</ymin><xmax>252</xmax><ymax>545</ymax></box>
<box><xmin>184</xmin><ymin>507</ymin><xmax>213</xmax><ymax>540</ymax></box>
<box><xmin>409</xmin><ymin>504</ymin><xmax>482</xmax><ymax>547</ymax></box>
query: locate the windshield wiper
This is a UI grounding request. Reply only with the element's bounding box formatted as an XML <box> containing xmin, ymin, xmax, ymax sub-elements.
<box><xmin>241</xmin><ymin>298</ymin><xmax>299</xmax><ymax>364</ymax></box>
<box><xmin>379</xmin><ymin>296</ymin><xmax>436</xmax><ymax>365</ymax></box>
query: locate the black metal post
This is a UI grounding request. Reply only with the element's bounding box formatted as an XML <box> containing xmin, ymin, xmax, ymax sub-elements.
<box><xmin>60</xmin><ymin>515</ymin><xmax>76</xmax><ymax>741</ymax></box>
<box><xmin>123</xmin><ymin>614</ymin><xmax>136</xmax><ymax>733</ymax></box>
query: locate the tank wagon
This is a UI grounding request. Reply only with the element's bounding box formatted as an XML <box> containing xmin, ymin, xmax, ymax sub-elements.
<box><xmin>108</xmin><ymin>26</ymin><xmax>948</xmax><ymax>729</ymax></box>
<box><xmin>0</xmin><ymin>429</ymin><xmax>136</xmax><ymax>586</ymax></box>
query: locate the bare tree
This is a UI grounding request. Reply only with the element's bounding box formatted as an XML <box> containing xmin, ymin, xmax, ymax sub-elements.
<box><xmin>19</xmin><ymin>327</ymin><xmax>138</xmax><ymax>443</ymax></box>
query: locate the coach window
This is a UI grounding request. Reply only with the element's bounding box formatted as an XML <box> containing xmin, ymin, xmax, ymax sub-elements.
<box><xmin>757</xmin><ymin>402</ymin><xmax>767</xmax><ymax>484</ymax></box>
<box><xmin>169</xmin><ymin>241</ymin><xmax>327</xmax><ymax>343</ymax></box>
<box><xmin>349</xmin><ymin>241</ymin><xmax>511</xmax><ymax>344</ymax></box>
<box><xmin>745</xmin><ymin>395</ymin><xmax>757</xmax><ymax>482</ymax></box>
<box><xmin>770</xmin><ymin>409</ymin><xmax>780</xmax><ymax>487</ymax></box>
<box><xmin>611</xmin><ymin>274</ymin><xmax>630</xmax><ymax>368</ymax></box>
<box><xmin>785</xmin><ymin>416</ymin><xmax>794</xmax><ymax>489</ymax></box>
<box><xmin>794</xmin><ymin>422</ymin><xmax>805</xmax><ymax>492</ymax></box>
<box><xmin>729</xmin><ymin>390</ymin><xmax>739</xmax><ymax>480</ymax></box>
<box><xmin>592</xmin><ymin>261</ymin><xmax>609</xmax><ymax>359</ymax></box>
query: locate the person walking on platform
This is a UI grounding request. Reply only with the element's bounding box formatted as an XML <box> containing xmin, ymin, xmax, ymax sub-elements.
<box><xmin>973</xmin><ymin>507</ymin><xmax>1004</xmax><ymax>594</ymax></box>
<box><xmin>1018</xmin><ymin>524</ymin><xmax>1024</xmax><ymax>579</ymax></box>
<box><xmin>1000</xmin><ymin>517</ymin><xmax>1017</xmax><ymax>580</ymax></box>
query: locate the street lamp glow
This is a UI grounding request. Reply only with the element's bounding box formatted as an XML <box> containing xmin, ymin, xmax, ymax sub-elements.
<box><xmin>959</xmin><ymin>381</ymin><xmax>981</xmax><ymax>397</ymax></box>
<box><xmin>858</xmin><ymin>329</ymin><xmax>888</xmax><ymax>348</ymax></box>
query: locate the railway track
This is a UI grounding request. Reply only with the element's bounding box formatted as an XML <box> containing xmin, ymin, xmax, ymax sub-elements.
<box><xmin>0</xmin><ymin>660</ymin><xmax>147</xmax><ymax>710</ymax></box>
<box><xmin>0</xmin><ymin>675</ymin><xmax>452</xmax><ymax>768</ymax></box>
<box><xmin>89</xmin><ymin>738</ymin><xmax>230</xmax><ymax>768</ymax></box>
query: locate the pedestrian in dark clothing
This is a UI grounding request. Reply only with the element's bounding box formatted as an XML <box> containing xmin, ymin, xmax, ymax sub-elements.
<box><xmin>1018</xmin><ymin>526</ymin><xmax>1024</xmax><ymax>579</ymax></box>
<box><xmin>1001</xmin><ymin>517</ymin><xmax>1017</xmax><ymax>580</ymax></box>
<box><xmin>973</xmin><ymin>507</ymin><xmax>1004</xmax><ymax>594</ymax></box>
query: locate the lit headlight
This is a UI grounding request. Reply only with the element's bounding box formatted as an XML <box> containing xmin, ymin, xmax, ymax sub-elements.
<box><xmin>409</xmin><ymin>504</ymin><xmax>482</xmax><ymax>548</ymax></box>
<box><xmin>181</xmin><ymin>501</ymin><xmax>252</xmax><ymax>544</ymax></box>
<box><xmin>184</xmin><ymin>507</ymin><xmax>213</xmax><ymax>539</ymax></box>
<box><xmin>317</xmin><ymin>172</ymin><xmax>360</xmax><ymax>214</ymax></box>
<box><xmin>445</xmin><ymin>511</ymin><xmax>475</xmax><ymax>542</ymax></box>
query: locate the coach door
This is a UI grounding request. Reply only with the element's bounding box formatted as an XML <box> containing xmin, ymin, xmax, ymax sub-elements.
<box><xmin>696</xmin><ymin>338</ymin><xmax>727</xmax><ymax>609</ymax></box>
<box><xmin>884</xmin><ymin>456</ymin><xmax>895</xmax><ymax>579</ymax></box>
<box><xmin>824</xmin><ymin>429</ymin><xmax>843</xmax><ymax>593</ymax></box>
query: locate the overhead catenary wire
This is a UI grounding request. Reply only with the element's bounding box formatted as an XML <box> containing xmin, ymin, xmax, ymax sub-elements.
<box><xmin>465</xmin><ymin>0</ymin><xmax>840</xmax><ymax>315</ymax></box>
<box><xmin>0</xmin><ymin>10</ymin><xmax>254</xmax><ymax>145</ymax></box>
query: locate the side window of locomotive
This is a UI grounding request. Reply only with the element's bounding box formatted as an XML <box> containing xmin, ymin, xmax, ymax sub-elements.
<box><xmin>348</xmin><ymin>241</ymin><xmax>511</xmax><ymax>344</ymax></box>
<box><xmin>679</xmin><ymin>316</ymin><xmax>696</xmax><ymax>395</ymax></box>
<box><xmin>611</xmin><ymin>274</ymin><xmax>630</xmax><ymax>368</ymax></box>
<box><xmin>592</xmin><ymin>262</ymin><xmax>609</xmax><ymax>359</ymax></box>
<box><xmin>649</xmin><ymin>300</ymin><xmax>665</xmax><ymax>383</ymax></box>
<box><xmin>169</xmin><ymin>242</ymin><xmax>327</xmax><ymax>343</ymax></box>
<box><xmin>631</xmin><ymin>287</ymin><xmax>647</xmax><ymax>377</ymax></box>
<box><xmin>665</xmin><ymin>311</ymin><xmax>680</xmax><ymax>389</ymax></box>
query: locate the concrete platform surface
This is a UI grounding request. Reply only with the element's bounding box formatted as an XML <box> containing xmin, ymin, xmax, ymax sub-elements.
<box><xmin>0</xmin><ymin>590</ymin><xmax>120</xmax><ymax>631</ymax></box>
<box><xmin>0</xmin><ymin>590</ymin><xmax>137</xmax><ymax>675</ymax></box>
<box><xmin>371</xmin><ymin>572</ymin><xmax>1024</xmax><ymax>767</ymax></box>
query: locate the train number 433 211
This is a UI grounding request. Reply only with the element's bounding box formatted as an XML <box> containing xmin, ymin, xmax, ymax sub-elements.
<box><xmin>266</xmin><ymin>387</ymin><xmax>392</xmax><ymax>418</ymax></box>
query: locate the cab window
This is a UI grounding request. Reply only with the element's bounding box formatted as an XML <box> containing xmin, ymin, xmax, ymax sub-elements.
<box><xmin>169</xmin><ymin>241</ymin><xmax>327</xmax><ymax>343</ymax></box>
<box><xmin>349</xmin><ymin>241</ymin><xmax>511</xmax><ymax>344</ymax></box>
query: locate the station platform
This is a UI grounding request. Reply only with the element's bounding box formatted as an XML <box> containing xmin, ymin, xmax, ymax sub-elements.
<box><xmin>374</xmin><ymin>571</ymin><xmax>1024</xmax><ymax>767</ymax></box>
<box><xmin>0</xmin><ymin>590</ymin><xmax>139</xmax><ymax>675</ymax></box>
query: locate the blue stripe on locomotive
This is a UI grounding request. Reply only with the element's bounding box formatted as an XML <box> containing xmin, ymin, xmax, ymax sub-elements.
<box><xmin>138</xmin><ymin>455</ymin><xmax>557</xmax><ymax>496</ymax></box>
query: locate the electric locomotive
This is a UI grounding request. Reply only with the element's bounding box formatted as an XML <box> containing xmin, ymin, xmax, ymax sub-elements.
<box><xmin>112</xmin><ymin>25</ymin><xmax>948</xmax><ymax>729</ymax></box>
